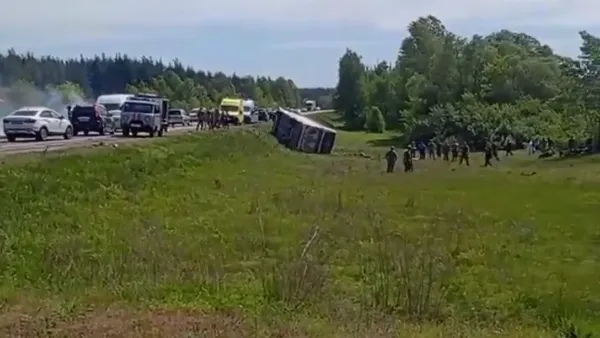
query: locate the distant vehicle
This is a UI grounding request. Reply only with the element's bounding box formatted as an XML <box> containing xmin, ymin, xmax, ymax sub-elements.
<box><xmin>243</xmin><ymin>99</ymin><xmax>255</xmax><ymax>124</ymax></box>
<box><xmin>2</xmin><ymin>106</ymin><xmax>73</xmax><ymax>142</ymax></box>
<box><xmin>108</xmin><ymin>110</ymin><xmax>122</xmax><ymax>131</ymax></box>
<box><xmin>304</xmin><ymin>100</ymin><xmax>316</xmax><ymax>111</ymax></box>
<box><xmin>189</xmin><ymin>108</ymin><xmax>199</xmax><ymax>123</ymax></box>
<box><xmin>68</xmin><ymin>104</ymin><xmax>115</xmax><ymax>136</ymax></box>
<box><xmin>220</xmin><ymin>98</ymin><xmax>244</xmax><ymax>125</ymax></box>
<box><xmin>168</xmin><ymin>109</ymin><xmax>191</xmax><ymax>127</ymax></box>
<box><xmin>258</xmin><ymin>109</ymin><xmax>270</xmax><ymax>122</ymax></box>
<box><xmin>95</xmin><ymin>93</ymin><xmax>133</xmax><ymax>111</ymax></box>
<box><xmin>120</xmin><ymin>93</ymin><xmax>169</xmax><ymax>137</ymax></box>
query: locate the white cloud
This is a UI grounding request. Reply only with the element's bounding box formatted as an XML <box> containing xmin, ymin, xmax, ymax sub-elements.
<box><xmin>0</xmin><ymin>0</ymin><xmax>598</xmax><ymax>43</ymax></box>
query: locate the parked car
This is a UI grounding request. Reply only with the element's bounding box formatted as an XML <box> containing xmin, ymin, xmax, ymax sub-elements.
<box><xmin>168</xmin><ymin>109</ymin><xmax>191</xmax><ymax>126</ymax></box>
<box><xmin>189</xmin><ymin>108</ymin><xmax>199</xmax><ymax>123</ymax></box>
<box><xmin>108</xmin><ymin>110</ymin><xmax>122</xmax><ymax>131</ymax></box>
<box><xmin>69</xmin><ymin>104</ymin><xmax>115</xmax><ymax>136</ymax></box>
<box><xmin>2</xmin><ymin>106</ymin><xmax>73</xmax><ymax>142</ymax></box>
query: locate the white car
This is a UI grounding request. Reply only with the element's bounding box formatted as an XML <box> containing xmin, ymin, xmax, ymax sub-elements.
<box><xmin>3</xmin><ymin>106</ymin><xmax>73</xmax><ymax>142</ymax></box>
<box><xmin>168</xmin><ymin>109</ymin><xmax>191</xmax><ymax>126</ymax></box>
<box><xmin>108</xmin><ymin>110</ymin><xmax>122</xmax><ymax>131</ymax></box>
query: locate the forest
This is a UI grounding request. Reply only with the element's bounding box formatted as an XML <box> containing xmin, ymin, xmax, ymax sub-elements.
<box><xmin>0</xmin><ymin>49</ymin><xmax>314</xmax><ymax>111</ymax></box>
<box><xmin>334</xmin><ymin>16</ymin><xmax>600</xmax><ymax>148</ymax></box>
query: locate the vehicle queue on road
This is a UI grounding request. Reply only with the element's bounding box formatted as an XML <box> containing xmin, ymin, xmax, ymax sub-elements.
<box><xmin>1</xmin><ymin>93</ymin><xmax>279</xmax><ymax>143</ymax></box>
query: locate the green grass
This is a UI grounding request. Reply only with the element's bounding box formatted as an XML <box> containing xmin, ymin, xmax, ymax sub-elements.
<box><xmin>1</xmin><ymin>124</ymin><xmax>600</xmax><ymax>337</ymax></box>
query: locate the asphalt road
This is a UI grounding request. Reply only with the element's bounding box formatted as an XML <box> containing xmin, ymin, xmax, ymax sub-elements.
<box><xmin>0</xmin><ymin>125</ymin><xmax>198</xmax><ymax>156</ymax></box>
<box><xmin>0</xmin><ymin>110</ymin><xmax>334</xmax><ymax>156</ymax></box>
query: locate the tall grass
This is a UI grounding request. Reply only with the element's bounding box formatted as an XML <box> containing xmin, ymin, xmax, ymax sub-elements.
<box><xmin>0</xmin><ymin>127</ymin><xmax>598</xmax><ymax>336</ymax></box>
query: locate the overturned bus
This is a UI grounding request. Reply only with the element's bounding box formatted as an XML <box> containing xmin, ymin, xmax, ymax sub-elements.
<box><xmin>271</xmin><ymin>108</ymin><xmax>336</xmax><ymax>154</ymax></box>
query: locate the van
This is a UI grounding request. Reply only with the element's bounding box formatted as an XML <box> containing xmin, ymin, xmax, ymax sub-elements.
<box><xmin>219</xmin><ymin>98</ymin><xmax>244</xmax><ymax>125</ymax></box>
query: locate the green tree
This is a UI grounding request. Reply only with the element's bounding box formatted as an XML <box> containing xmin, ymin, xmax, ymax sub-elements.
<box><xmin>334</xmin><ymin>49</ymin><xmax>369</xmax><ymax>129</ymax></box>
<box><xmin>333</xmin><ymin>15</ymin><xmax>600</xmax><ymax>149</ymax></box>
<box><xmin>364</xmin><ymin>106</ymin><xmax>386</xmax><ymax>133</ymax></box>
<box><xmin>0</xmin><ymin>50</ymin><xmax>303</xmax><ymax>110</ymax></box>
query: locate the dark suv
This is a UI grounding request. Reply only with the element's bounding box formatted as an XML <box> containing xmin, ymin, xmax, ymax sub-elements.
<box><xmin>69</xmin><ymin>104</ymin><xmax>115</xmax><ymax>136</ymax></box>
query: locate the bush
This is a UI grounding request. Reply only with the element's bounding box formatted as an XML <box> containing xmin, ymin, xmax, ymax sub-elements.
<box><xmin>364</xmin><ymin>106</ymin><xmax>386</xmax><ymax>133</ymax></box>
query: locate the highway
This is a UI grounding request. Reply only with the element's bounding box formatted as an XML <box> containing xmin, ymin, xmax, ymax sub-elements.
<box><xmin>0</xmin><ymin>110</ymin><xmax>334</xmax><ymax>156</ymax></box>
<box><xmin>0</xmin><ymin>126</ymin><xmax>198</xmax><ymax>156</ymax></box>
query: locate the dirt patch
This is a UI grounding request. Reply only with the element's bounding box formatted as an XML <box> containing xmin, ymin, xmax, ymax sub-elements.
<box><xmin>0</xmin><ymin>306</ymin><xmax>252</xmax><ymax>337</ymax></box>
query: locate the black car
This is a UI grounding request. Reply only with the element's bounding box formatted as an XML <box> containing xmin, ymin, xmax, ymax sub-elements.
<box><xmin>69</xmin><ymin>104</ymin><xmax>115</xmax><ymax>136</ymax></box>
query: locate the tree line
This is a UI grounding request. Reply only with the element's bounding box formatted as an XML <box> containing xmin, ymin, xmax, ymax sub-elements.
<box><xmin>334</xmin><ymin>15</ymin><xmax>600</xmax><ymax>149</ymax></box>
<box><xmin>0</xmin><ymin>50</ymin><xmax>309</xmax><ymax>111</ymax></box>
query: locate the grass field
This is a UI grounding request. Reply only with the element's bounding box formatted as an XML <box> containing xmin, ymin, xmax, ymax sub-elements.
<box><xmin>0</xmin><ymin>120</ymin><xmax>599</xmax><ymax>337</ymax></box>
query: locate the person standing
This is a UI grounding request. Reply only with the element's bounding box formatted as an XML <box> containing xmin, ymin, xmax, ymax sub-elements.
<box><xmin>459</xmin><ymin>142</ymin><xmax>470</xmax><ymax>166</ymax></box>
<box><xmin>484</xmin><ymin>142</ymin><xmax>493</xmax><ymax>167</ymax></box>
<box><xmin>403</xmin><ymin>145</ymin><xmax>414</xmax><ymax>172</ymax></box>
<box><xmin>385</xmin><ymin>146</ymin><xmax>398</xmax><ymax>173</ymax></box>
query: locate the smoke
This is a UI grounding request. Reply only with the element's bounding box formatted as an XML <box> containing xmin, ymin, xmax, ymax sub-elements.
<box><xmin>0</xmin><ymin>79</ymin><xmax>92</xmax><ymax>136</ymax></box>
<box><xmin>0</xmin><ymin>81</ymin><xmax>91</xmax><ymax>115</ymax></box>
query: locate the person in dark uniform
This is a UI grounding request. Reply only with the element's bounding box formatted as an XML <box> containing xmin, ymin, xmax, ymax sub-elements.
<box><xmin>484</xmin><ymin>141</ymin><xmax>493</xmax><ymax>167</ymax></box>
<box><xmin>505</xmin><ymin>138</ymin><xmax>514</xmax><ymax>156</ymax></box>
<box><xmin>385</xmin><ymin>146</ymin><xmax>398</xmax><ymax>173</ymax></box>
<box><xmin>459</xmin><ymin>142</ymin><xmax>470</xmax><ymax>166</ymax></box>
<box><xmin>221</xmin><ymin>110</ymin><xmax>229</xmax><ymax>129</ymax></box>
<box><xmin>492</xmin><ymin>140</ymin><xmax>500</xmax><ymax>161</ymax></box>
<box><xmin>435</xmin><ymin>141</ymin><xmax>442</xmax><ymax>158</ymax></box>
<box><xmin>418</xmin><ymin>142</ymin><xmax>426</xmax><ymax>160</ymax></box>
<box><xmin>428</xmin><ymin>140</ymin><xmax>436</xmax><ymax>159</ymax></box>
<box><xmin>403</xmin><ymin>146</ymin><xmax>413</xmax><ymax>172</ymax></box>
<box><xmin>451</xmin><ymin>142</ymin><xmax>459</xmax><ymax>161</ymax></box>
<box><xmin>442</xmin><ymin>142</ymin><xmax>450</xmax><ymax>161</ymax></box>
<box><xmin>196</xmin><ymin>108</ymin><xmax>204</xmax><ymax>131</ymax></box>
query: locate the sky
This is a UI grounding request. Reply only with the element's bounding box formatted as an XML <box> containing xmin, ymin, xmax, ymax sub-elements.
<box><xmin>1</xmin><ymin>0</ymin><xmax>600</xmax><ymax>88</ymax></box>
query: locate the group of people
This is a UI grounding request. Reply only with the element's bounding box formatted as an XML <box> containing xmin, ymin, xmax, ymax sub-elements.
<box><xmin>195</xmin><ymin>108</ymin><xmax>232</xmax><ymax>131</ymax></box>
<box><xmin>385</xmin><ymin>139</ymin><xmax>516</xmax><ymax>173</ymax></box>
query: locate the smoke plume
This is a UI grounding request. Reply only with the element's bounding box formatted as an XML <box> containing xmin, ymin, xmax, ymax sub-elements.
<box><xmin>0</xmin><ymin>79</ymin><xmax>92</xmax><ymax>136</ymax></box>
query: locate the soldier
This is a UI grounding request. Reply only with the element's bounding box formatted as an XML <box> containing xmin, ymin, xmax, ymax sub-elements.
<box><xmin>418</xmin><ymin>142</ymin><xmax>426</xmax><ymax>160</ymax></box>
<box><xmin>385</xmin><ymin>146</ymin><xmax>398</xmax><ymax>173</ymax></box>
<box><xmin>403</xmin><ymin>145</ymin><xmax>414</xmax><ymax>172</ymax></box>
<box><xmin>492</xmin><ymin>140</ymin><xmax>500</xmax><ymax>161</ymax></box>
<box><xmin>221</xmin><ymin>110</ymin><xmax>229</xmax><ymax>129</ymax></box>
<box><xmin>505</xmin><ymin>138</ymin><xmax>514</xmax><ymax>156</ymax></box>
<box><xmin>428</xmin><ymin>140</ymin><xmax>436</xmax><ymax>160</ymax></box>
<box><xmin>210</xmin><ymin>109</ymin><xmax>217</xmax><ymax>130</ymax></box>
<box><xmin>451</xmin><ymin>142</ymin><xmax>459</xmax><ymax>161</ymax></box>
<box><xmin>459</xmin><ymin>142</ymin><xmax>470</xmax><ymax>166</ymax></box>
<box><xmin>196</xmin><ymin>108</ymin><xmax>204</xmax><ymax>131</ymax></box>
<box><xmin>484</xmin><ymin>141</ymin><xmax>493</xmax><ymax>167</ymax></box>
<box><xmin>436</xmin><ymin>140</ymin><xmax>442</xmax><ymax>158</ymax></box>
<box><xmin>442</xmin><ymin>142</ymin><xmax>450</xmax><ymax>161</ymax></box>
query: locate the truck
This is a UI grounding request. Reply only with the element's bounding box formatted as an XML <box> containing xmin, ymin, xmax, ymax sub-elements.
<box><xmin>120</xmin><ymin>93</ymin><xmax>169</xmax><ymax>137</ymax></box>
<box><xmin>304</xmin><ymin>100</ymin><xmax>316</xmax><ymax>111</ymax></box>
<box><xmin>220</xmin><ymin>98</ymin><xmax>244</xmax><ymax>125</ymax></box>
